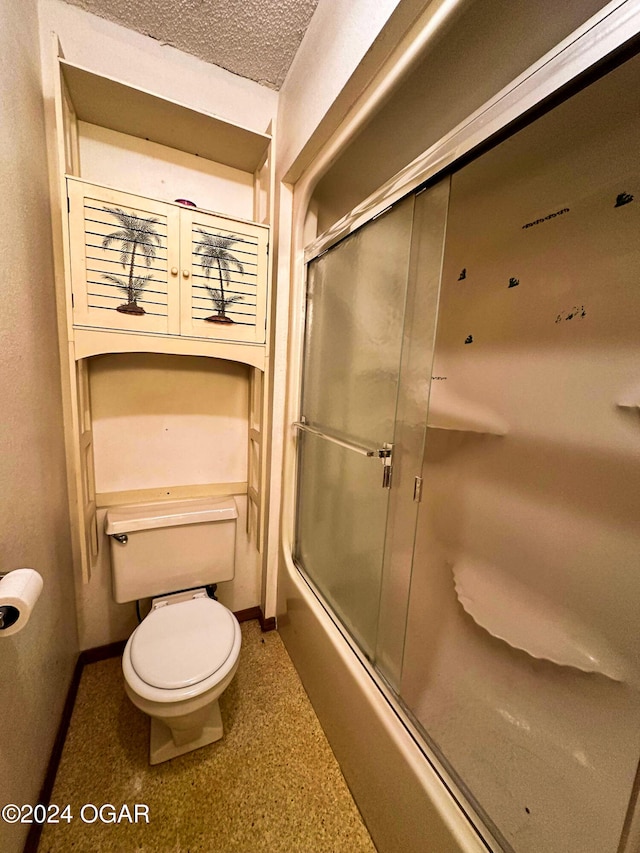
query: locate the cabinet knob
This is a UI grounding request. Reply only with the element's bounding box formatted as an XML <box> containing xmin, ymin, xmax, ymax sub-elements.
<box><xmin>171</xmin><ymin>267</ymin><xmax>178</xmax><ymax>276</ymax></box>
<box><xmin>182</xmin><ymin>269</ymin><xmax>190</xmax><ymax>279</ymax></box>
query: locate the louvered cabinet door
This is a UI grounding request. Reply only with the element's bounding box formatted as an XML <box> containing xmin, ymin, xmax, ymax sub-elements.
<box><xmin>67</xmin><ymin>180</ymin><xmax>181</xmax><ymax>335</ymax></box>
<box><xmin>181</xmin><ymin>209</ymin><xmax>269</xmax><ymax>343</ymax></box>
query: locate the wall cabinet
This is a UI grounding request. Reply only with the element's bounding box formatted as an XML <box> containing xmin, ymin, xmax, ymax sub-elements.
<box><xmin>68</xmin><ymin>179</ymin><xmax>269</xmax><ymax>345</ymax></box>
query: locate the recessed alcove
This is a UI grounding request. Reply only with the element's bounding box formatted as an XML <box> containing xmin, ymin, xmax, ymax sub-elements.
<box><xmin>89</xmin><ymin>352</ymin><xmax>250</xmax><ymax>499</ymax></box>
<box><xmin>46</xmin><ymin>39</ymin><xmax>274</xmax><ymax>611</ymax></box>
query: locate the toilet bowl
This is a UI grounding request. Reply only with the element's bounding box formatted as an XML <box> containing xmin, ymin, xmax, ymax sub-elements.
<box><xmin>106</xmin><ymin>497</ymin><xmax>242</xmax><ymax>764</ymax></box>
<box><xmin>122</xmin><ymin>589</ymin><xmax>241</xmax><ymax>764</ymax></box>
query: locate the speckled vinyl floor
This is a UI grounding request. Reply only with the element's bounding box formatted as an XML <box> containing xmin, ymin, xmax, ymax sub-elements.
<box><xmin>38</xmin><ymin>620</ymin><xmax>376</xmax><ymax>852</ymax></box>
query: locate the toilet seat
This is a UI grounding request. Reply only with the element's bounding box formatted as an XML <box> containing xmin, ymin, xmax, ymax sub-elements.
<box><xmin>122</xmin><ymin>597</ymin><xmax>241</xmax><ymax>704</ymax></box>
<box><xmin>130</xmin><ymin>597</ymin><xmax>236</xmax><ymax>689</ymax></box>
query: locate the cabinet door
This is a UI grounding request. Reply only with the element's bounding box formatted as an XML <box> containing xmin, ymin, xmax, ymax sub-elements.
<box><xmin>68</xmin><ymin>180</ymin><xmax>181</xmax><ymax>335</ymax></box>
<box><xmin>181</xmin><ymin>208</ymin><xmax>269</xmax><ymax>343</ymax></box>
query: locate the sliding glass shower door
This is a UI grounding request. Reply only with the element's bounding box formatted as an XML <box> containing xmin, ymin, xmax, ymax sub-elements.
<box><xmin>294</xmin><ymin>196</ymin><xmax>415</xmax><ymax>659</ymax></box>
<box><xmin>294</xmin><ymin>183</ymin><xmax>450</xmax><ymax>674</ymax></box>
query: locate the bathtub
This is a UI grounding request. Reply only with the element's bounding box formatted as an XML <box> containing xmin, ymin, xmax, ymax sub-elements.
<box><xmin>277</xmin><ymin>546</ymin><xmax>492</xmax><ymax>853</ymax></box>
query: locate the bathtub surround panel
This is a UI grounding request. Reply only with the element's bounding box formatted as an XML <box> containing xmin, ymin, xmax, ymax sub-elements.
<box><xmin>400</xmin><ymin>50</ymin><xmax>640</xmax><ymax>852</ymax></box>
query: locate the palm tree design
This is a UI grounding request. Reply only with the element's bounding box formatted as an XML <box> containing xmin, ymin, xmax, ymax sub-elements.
<box><xmin>194</xmin><ymin>230</ymin><xmax>245</xmax><ymax>324</ymax></box>
<box><xmin>101</xmin><ymin>207</ymin><xmax>163</xmax><ymax>315</ymax></box>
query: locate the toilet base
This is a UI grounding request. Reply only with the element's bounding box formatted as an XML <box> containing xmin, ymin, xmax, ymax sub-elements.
<box><xmin>149</xmin><ymin>699</ymin><xmax>223</xmax><ymax>765</ymax></box>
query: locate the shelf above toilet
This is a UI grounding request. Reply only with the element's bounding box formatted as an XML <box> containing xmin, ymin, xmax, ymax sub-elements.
<box><xmin>105</xmin><ymin>496</ymin><xmax>237</xmax><ymax>535</ymax></box>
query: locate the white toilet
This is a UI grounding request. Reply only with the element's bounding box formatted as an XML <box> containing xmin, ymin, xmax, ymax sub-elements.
<box><xmin>105</xmin><ymin>497</ymin><xmax>242</xmax><ymax>765</ymax></box>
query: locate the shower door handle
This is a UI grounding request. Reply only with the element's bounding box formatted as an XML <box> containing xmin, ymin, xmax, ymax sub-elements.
<box><xmin>293</xmin><ymin>421</ymin><xmax>393</xmax><ymax>488</ymax></box>
<box><xmin>379</xmin><ymin>444</ymin><xmax>393</xmax><ymax>489</ymax></box>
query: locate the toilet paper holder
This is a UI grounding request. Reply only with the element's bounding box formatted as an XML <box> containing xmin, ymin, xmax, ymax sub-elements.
<box><xmin>0</xmin><ymin>573</ymin><xmax>14</xmax><ymax>630</ymax></box>
<box><xmin>0</xmin><ymin>605</ymin><xmax>20</xmax><ymax>630</ymax></box>
<box><xmin>0</xmin><ymin>569</ymin><xmax>44</xmax><ymax>634</ymax></box>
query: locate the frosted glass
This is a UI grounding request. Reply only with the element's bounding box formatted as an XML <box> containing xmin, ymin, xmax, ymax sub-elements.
<box><xmin>295</xmin><ymin>432</ymin><xmax>389</xmax><ymax>657</ymax></box>
<box><xmin>296</xmin><ymin>198</ymin><xmax>415</xmax><ymax>657</ymax></box>
<box><xmin>302</xmin><ymin>198</ymin><xmax>415</xmax><ymax>446</ymax></box>
<box><xmin>374</xmin><ymin>179</ymin><xmax>450</xmax><ymax>689</ymax></box>
<box><xmin>400</xmin><ymin>53</ymin><xmax>640</xmax><ymax>853</ymax></box>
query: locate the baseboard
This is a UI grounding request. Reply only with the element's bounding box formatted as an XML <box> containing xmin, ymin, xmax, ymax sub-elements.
<box><xmin>234</xmin><ymin>605</ymin><xmax>261</xmax><ymax>622</ymax></box>
<box><xmin>259</xmin><ymin>613</ymin><xmax>277</xmax><ymax>632</ymax></box>
<box><xmin>23</xmin><ymin>655</ymin><xmax>84</xmax><ymax>853</ymax></box>
<box><xmin>233</xmin><ymin>606</ymin><xmax>277</xmax><ymax>632</ymax></box>
<box><xmin>79</xmin><ymin>639</ymin><xmax>127</xmax><ymax>664</ymax></box>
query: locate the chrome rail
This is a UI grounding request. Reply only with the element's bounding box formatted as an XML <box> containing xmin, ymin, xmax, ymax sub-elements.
<box><xmin>292</xmin><ymin>421</ymin><xmax>394</xmax><ymax>489</ymax></box>
<box><xmin>292</xmin><ymin>421</ymin><xmax>378</xmax><ymax>457</ymax></box>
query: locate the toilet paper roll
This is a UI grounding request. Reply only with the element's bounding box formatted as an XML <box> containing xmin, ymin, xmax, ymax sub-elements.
<box><xmin>0</xmin><ymin>569</ymin><xmax>43</xmax><ymax>636</ymax></box>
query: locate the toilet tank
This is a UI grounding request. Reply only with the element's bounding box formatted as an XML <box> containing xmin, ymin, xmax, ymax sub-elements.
<box><xmin>105</xmin><ymin>497</ymin><xmax>237</xmax><ymax>604</ymax></box>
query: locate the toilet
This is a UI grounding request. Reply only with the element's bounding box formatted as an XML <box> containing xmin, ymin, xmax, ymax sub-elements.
<box><xmin>105</xmin><ymin>497</ymin><xmax>242</xmax><ymax>765</ymax></box>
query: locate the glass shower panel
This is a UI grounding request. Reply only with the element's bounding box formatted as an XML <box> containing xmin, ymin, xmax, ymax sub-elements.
<box><xmin>295</xmin><ymin>197</ymin><xmax>415</xmax><ymax>659</ymax></box>
<box><xmin>374</xmin><ymin>179</ymin><xmax>451</xmax><ymax>689</ymax></box>
<box><xmin>296</xmin><ymin>431</ymin><xmax>391</xmax><ymax>655</ymax></box>
<box><xmin>300</xmin><ymin>197</ymin><xmax>415</xmax><ymax>447</ymax></box>
<box><xmin>400</xmin><ymin>54</ymin><xmax>640</xmax><ymax>853</ymax></box>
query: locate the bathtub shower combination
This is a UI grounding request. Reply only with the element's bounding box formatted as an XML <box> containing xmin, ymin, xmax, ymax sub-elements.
<box><xmin>291</xmin><ymin>47</ymin><xmax>640</xmax><ymax>853</ymax></box>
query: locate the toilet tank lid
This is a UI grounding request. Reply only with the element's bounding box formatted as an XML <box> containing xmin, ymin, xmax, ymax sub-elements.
<box><xmin>105</xmin><ymin>497</ymin><xmax>237</xmax><ymax>535</ymax></box>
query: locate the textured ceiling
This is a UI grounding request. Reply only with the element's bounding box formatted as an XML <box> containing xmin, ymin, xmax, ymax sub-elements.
<box><xmin>62</xmin><ymin>0</ymin><xmax>320</xmax><ymax>90</ymax></box>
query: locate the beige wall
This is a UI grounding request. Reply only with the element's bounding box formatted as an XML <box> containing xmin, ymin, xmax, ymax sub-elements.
<box><xmin>276</xmin><ymin>0</ymin><xmax>404</xmax><ymax>179</ymax></box>
<box><xmin>78</xmin><ymin>354</ymin><xmax>261</xmax><ymax>650</ymax></box>
<box><xmin>0</xmin><ymin>1</ymin><xmax>78</xmax><ymax>851</ymax></box>
<box><xmin>78</xmin><ymin>123</ymin><xmax>255</xmax><ymax>221</ymax></box>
